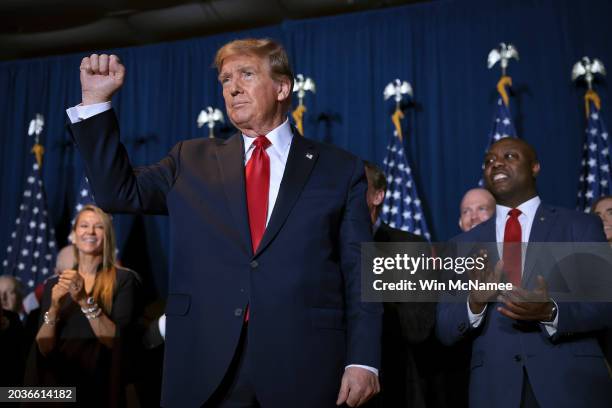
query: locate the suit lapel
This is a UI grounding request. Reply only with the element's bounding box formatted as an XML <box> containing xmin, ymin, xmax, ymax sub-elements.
<box><xmin>255</xmin><ymin>130</ymin><xmax>318</xmax><ymax>256</ymax></box>
<box><xmin>523</xmin><ymin>204</ymin><xmax>555</xmax><ymax>288</ymax></box>
<box><xmin>215</xmin><ymin>133</ymin><xmax>252</xmax><ymax>256</ymax></box>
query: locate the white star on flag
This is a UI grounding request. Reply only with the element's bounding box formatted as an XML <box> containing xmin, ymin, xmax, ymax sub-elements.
<box><xmin>0</xmin><ymin>142</ymin><xmax>55</xmax><ymax>294</ymax></box>
<box><xmin>479</xmin><ymin>87</ymin><xmax>518</xmax><ymax>187</ymax></box>
<box><xmin>381</xmin><ymin>109</ymin><xmax>430</xmax><ymax>238</ymax></box>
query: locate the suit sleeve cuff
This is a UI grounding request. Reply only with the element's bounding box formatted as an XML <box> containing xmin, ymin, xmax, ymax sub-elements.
<box><xmin>66</xmin><ymin>101</ymin><xmax>112</xmax><ymax>124</ymax></box>
<box><xmin>345</xmin><ymin>364</ymin><xmax>378</xmax><ymax>376</ymax></box>
<box><xmin>158</xmin><ymin>314</ymin><xmax>166</xmax><ymax>340</ymax></box>
<box><xmin>540</xmin><ymin>299</ymin><xmax>559</xmax><ymax>337</ymax></box>
<box><xmin>467</xmin><ymin>298</ymin><xmax>487</xmax><ymax>328</ymax></box>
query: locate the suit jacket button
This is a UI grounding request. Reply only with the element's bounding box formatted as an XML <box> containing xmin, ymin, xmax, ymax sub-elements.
<box><xmin>458</xmin><ymin>322</ymin><xmax>467</xmax><ymax>332</ymax></box>
<box><xmin>250</xmin><ymin>260</ymin><xmax>258</xmax><ymax>268</ymax></box>
<box><xmin>513</xmin><ymin>355</ymin><xmax>522</xmax><ymax>362</ymax></box>
<box><xmin>234</xmin><ymin>308</ymin><xmax>243</xmax><ymax>317</ymax></box>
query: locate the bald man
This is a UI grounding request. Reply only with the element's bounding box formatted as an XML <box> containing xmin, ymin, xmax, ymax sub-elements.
<box><xmin>592</xmin><ymin>196</ymin><xmax>612</xmax><ymax>246</ymax></box>
<box><xmin>54</xmin><ymin>244</ymin><xmax>76</xmax><ymax>274</ymax></box>
<box><xmin>458</xmin><ymin>188</ymin><xmax>495</xmax><ymax>232</ymax></box>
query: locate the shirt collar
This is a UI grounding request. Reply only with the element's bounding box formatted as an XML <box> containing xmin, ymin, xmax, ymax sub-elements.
<box><xmin>495</xmin><ymin>195</ymin><xmax>541</xmax><ymax>223</ymax></box>
<box><xmin>242</xmin><ymin>118</ymin><xmax>293</xmax><ymax>157</ymax></box>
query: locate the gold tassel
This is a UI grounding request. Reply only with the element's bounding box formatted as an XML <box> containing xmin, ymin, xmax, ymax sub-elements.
<box><xmin>31</xmin><ymin>143</ymin><xmax>44</xmax><ymax>167</ymax></box>
<box><xmin>391</xmin><ymin>107</ymin><xmax>404</xmax><ymax>142</ymax></box>
<box><xmin>584</xmin><ymin>89</ymin><xmax>601</xmax><ymax>118</ymax></box>
<box><xmin>291</xmin><ymin>105</ymin><xmax>306</xmax><ymax>136</ymax></box>
<box><xmin>497</xmin><ymin>75</ymin><xmax>512</xmax><ymax>107</ymax></box>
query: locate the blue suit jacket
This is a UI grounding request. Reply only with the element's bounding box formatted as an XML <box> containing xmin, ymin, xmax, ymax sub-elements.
<box><xmin>436</xmin><ymin>203</ymin><xmax>612</xmax><ymax>408</ymax></box>
<box><xmin>69</xmin><ymin>110</ymin><xmax>382</xmax><ymax>408</ymax></box>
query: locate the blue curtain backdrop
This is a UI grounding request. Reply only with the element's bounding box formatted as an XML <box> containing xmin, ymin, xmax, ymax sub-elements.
<box><xmin>1</xmin><ymin>0</ymin><xmax>611</xmax><ymax>297</ymax></box>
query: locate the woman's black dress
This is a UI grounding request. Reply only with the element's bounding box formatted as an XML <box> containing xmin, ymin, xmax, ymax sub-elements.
<box><xmin>25</xmin><ymin>268</ymin><xmax>139</xmax><ymax>408</ymax></box>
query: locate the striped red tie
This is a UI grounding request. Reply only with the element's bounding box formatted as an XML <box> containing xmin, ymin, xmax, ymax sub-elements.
<box><xmin>503</xmin><ymin>208</ymin><xmax>522</xmax><ymax>287</ymax></box>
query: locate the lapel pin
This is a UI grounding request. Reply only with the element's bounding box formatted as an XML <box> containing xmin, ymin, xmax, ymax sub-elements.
<box><xmin>540</xmin><ymin>217</ymin><xmax>545</xmax><ymax>221</ymax></box>
<box><xmin>306</xmin><ymin>153</ymin><xmax>313</xmax><ymax>160</ymax></box>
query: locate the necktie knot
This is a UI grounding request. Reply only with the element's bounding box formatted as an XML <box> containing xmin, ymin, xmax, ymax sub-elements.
<box><xmin>508</xmin><ymin>208</ymin><xmax>522</xmax><ymax>219</ymax></box>
<box><xmin>253</xmin><ymin>136</ymin><xmax>271</xmax><ymax>150</ymax></box>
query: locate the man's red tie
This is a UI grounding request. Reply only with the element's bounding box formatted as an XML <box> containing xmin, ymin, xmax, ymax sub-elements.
<box><xmin>246</xmin><ymin>136</ymin><xmax>271</xmax><ymax>253</ymax></box>
<box><xmin>244</xmin><ymin>136</ymin><xmax>271</xmax><ymax>322</ymax></box>
<box><xmin>503</xmin><ymin>208</ymin><xmax>522</xmax><ymax>287</ymax></box>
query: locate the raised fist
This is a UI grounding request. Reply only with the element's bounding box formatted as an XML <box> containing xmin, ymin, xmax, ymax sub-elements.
<box><xmin>80</xmin><ymin>54</ymin><xmax>125</xmax><ymax>105</ymax></box>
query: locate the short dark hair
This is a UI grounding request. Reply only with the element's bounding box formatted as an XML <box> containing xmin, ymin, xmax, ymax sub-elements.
<box><xmin>592</xmin><ymin>195</ymin><xmax>612</xmax><ymax>213</ymax></box>
<box><xmin>364</xmin><ymin>161</ymin><xmax>387</xmax><ymax>192</ymax></box>
<box><xmin>488</xmin><ymin>137</ymin><xmax>539</xmax><ymax>164</ymax></box>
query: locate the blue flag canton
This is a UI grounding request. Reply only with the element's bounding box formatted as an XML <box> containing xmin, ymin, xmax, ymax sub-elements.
<box><xmin>478</xmin><ymin>97</ymin><xmax>518</xmax><ymax>186</ymax></box>
<box><xmin>73</xmin><ymin>175</ymin><xmax>96</xmax><ymax>219</ymax></box>
<box><xmin>381</xmin><ymin>132</ymin><xmax>430</xmax><ymax>240</ymax></box>
<box><xmin>577</xmin><ymin>103</ymin><xmax>611</xmax><ymax>212</ymax></box>
<box><xmin>2</xmin><ymin>161</ymin><xmax>57</xmax><ymax>293</ymax></box>
<box><xmin>489</xmin><ymin>97</ymin><xmax>517</xmax><ymax>144</ymax></box>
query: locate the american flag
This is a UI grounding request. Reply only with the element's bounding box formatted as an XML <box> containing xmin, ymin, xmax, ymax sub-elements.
<box><xmin>478</xmin><ymin>95</ymin><xmax>518</xmax><ymax>186</ymax></box>
<box><xmin>73</xmin><ymin>175</ymin><xmax>96</xmax><ymax>219</ymax></box>
<box><xmin>2</xmin><ymin>159</ymin><xmax>58</xmax><ymax>312</ymax></box>
<box><xmin>380</xmin><ymin>130</ymin><xmax>431</xmax><ymax>240</ymax></box>
<box><xmin>577</xmin><ymin>98</ymin><xmax>611</xmax><ymax>211</ymax></box>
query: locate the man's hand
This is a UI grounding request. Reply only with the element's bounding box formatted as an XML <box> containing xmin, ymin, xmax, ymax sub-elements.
<box><xmin>497</xmin><ymin>276</ymin><xmax>555</xmax><ymax>321</ymax></box>
<box><xmin>80</xmin><ymin>54</ymin><xmax>125</xmax><ymax>105</ymax></box>
<box><xmin>468</xmin><ymin>252</ymin><xmax>503</xmax><ymax>314</ymax></box>
<box><xmin>336</xmin><ymin>366</ymin><xmax>380</xmax><ymax>407</ymax></box>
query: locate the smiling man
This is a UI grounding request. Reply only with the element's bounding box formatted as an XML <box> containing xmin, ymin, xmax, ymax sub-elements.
<box><xmin>66</xmin><ymin>38</ymin><xmax>381</xmax><ymax>408</ymax></box>
<box><xmin>437</xmin><ymin>137</ymin><xmax>612</xmax><ymax>408</ymax></box>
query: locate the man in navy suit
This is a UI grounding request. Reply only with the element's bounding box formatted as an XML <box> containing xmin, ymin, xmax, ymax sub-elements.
<box><xmin>436</xmin><ymin>137</ymin><xmax>612</xmax><ymax>407</ymax></box>
<box><xmin>67</xmin><ymin>39</ymin><xmax>382</xmax><ymax>407</ymax></box>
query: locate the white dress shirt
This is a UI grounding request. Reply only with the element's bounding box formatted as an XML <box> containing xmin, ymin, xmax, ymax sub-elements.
<box><xmin>66</xmin><ymin>102</ymin><xmax>379</xmax><ymax>375</ymax></box>
<box><xmin>242</xmin><ymin>120</ymin><xmax>292</xmax><ymax>226</ymax></box>
<box><xmin>467</xmin><ymin>196</ymin><xmax>559</xmax><ymax>335</ymax></box>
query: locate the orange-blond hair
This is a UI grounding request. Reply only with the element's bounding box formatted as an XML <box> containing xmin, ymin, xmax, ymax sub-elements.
<box><xmin>214</xmin><ymin>38</ymin><xmax>294</xmax><ymax>92</ymax></box>
<box><xmin>72</xmin><ymin>205</ymin><xmax>117</xmax><ymax>314</ymax></box>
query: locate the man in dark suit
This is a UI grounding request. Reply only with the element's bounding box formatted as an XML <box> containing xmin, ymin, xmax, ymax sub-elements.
<box><xmin>437</xmin><ymin>138</ymin><xmax>612</xmax><ymax>407</ymax></box>
<box><xmin>67</xmin><ymin>39</ymin><xmax>382</xmax><ymax>407</ymax></box>
<box><xmin>364</xmin><ymin>161</ymin><xmax>441</xmax><ymax>407</ymax></box>
<box><xmin>592</xmin><ymin>195</ymin><xmax>612</xmax><ymax>368</ymax></box>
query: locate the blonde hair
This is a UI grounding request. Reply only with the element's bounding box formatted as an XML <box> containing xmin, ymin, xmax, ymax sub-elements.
<box><xmin>214</xmin><ymin>38</ymin><xmax>294</xmax><ymax>91</ymax></box>
<box><xmin>72</xmin><ymin>205</ymin><xmax>117</xmax><ymax>314</ymax></box>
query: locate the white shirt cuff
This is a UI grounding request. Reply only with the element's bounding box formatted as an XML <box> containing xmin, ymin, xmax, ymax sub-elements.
<box><xmin>158</xmin><ymin>314</ymin><xmax>166</xmax><ymax>340</ymax></box>
<box><xmin>66</xmin><ymin>101</ymin><xmax>112</xmax><ymax>124</ymax></box>
<box><xmin>467</xmin><ymin>298</ymin><xmax>487</xmax><ymax>328</ymax></box>
<box><xmin>540</xmin><ymin>299</ymin><xmax>559</xmax><ymax>337</ymax></box>
<box><xmin>345</xmin><ymin>364</ymin><xmax>378</xmax><ymax>376</ymax></box>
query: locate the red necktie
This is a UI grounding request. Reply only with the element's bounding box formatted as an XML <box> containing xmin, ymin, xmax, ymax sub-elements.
<box><xmin>503</xmin><ymin>208</ymin><xmax>522</xmax><ymax>287</ymax></box>
<box><xmin>244</xmin><ymin>136</ymin><xmax>270</xmax><ymax>322</ymax></box>
<box><xmin>245</xmin><ymin>136</ymin><xmax>271</xmax><ymax>253</ymax></box>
